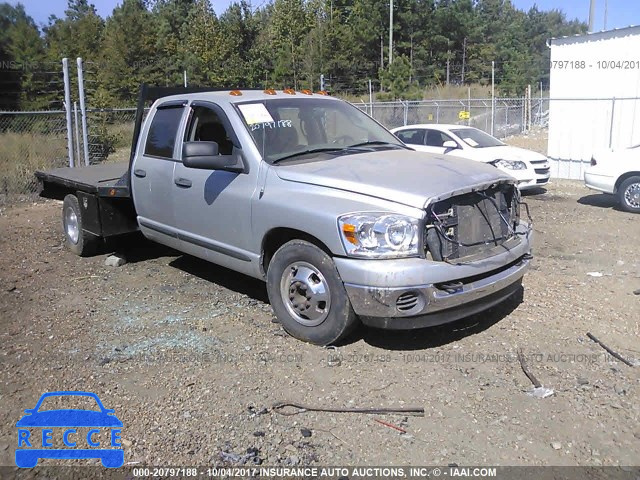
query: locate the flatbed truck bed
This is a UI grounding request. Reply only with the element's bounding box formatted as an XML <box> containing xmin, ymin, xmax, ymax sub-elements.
<box><xmin>35</xmin><ymin>161</ymin><xmax>130</xmax><ymax>197</ymax></box>
<box><xmin>35</xmin><ymin>161</ymin><xmax>137</xmax><ymax>243</ymax></box>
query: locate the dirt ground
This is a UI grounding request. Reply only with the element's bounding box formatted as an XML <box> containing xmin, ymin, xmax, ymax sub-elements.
<box><xmin>0</xmin><ymin>180</ymin><xmax>639</xmax><ymax>469</ymax></box>
<box><xmin>504</xmin><ymin>127</ymin><xmax>549</xmax><ymax>156</ymax></box>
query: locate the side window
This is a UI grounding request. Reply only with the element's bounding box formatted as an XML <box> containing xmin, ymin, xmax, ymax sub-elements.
<box><xmin>425</xmin><ymin>129</ymin><xmax>450</xmax><ymax>147</ymax></box>
<box><xmin>144</xmin><ymin>106</ymin><xmax>184</xmax><ymax>158</ymax></box>
<box><xmin>185</xmin><ymin>105</ymin><xmax>234</xmax><ymax>155</ymax></box>
<box><xmin>395</xmin><ymin>129</ymin><xmax>424</xmax><ymax>145</ymax></box>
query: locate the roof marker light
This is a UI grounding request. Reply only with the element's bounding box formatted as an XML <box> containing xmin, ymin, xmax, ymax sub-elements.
<box><xmin>283</xmin><ymin>89</ymin><xmax>296</xmax><ymax>95</ymax></box>
<box><xmin>264</xmin><ymin>89</ymin><xmax>277</xmax><ymax>95</ymax></box>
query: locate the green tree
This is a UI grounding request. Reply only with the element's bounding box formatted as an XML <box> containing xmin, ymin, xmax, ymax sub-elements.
<box><xmin>267</xmin><ymin>0</ymin><xmax>312</xmax><ymax>89</ymax></box>
<box><xmin>379</xmin><ymin>54</ymin><xmax>412</xmax><ymax>99</ymax></box>
<box><xmin>0</xmin><ymin>3</ymin><xmax>47</xmax><ymax>109</ymax></box>
<box><xmin>45</xmin><ymin>0</ymin><xmax>104</xmax><ymax>62</ymax></box>
<box><xmin>152</xmin><ymin>0</ymin><xmax>196</xmax><ymax>86</ymax></box>
<box><xmin>100</xmin><ymin>0</ymin><xmax>160</xmax><ymax>102</ymax></box>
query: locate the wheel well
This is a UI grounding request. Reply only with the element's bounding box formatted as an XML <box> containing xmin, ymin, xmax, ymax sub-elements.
<box><xmin>261</xmin><ymin>228</ymin><xmax>333</xmax><ymax>275</ymax></box>
<box><xmin>615</xmin><ymin>172</ymin><xmax>640</xmax><ymax>192</ymax></box>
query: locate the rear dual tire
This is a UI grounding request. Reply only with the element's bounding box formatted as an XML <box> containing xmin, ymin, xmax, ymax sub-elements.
<box><xmin>62</xmin><ymin>194</ymin><xmax>96</xmax><ymax>256</ymax></box>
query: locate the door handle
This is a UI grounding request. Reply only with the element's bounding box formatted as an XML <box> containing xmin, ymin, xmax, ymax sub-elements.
<box><xmin>133</xmin><ymin>169</ymin><xmax>146</xmax><ymax>178</ymax></box>
<box><xmin>174</xmin><ymin>177</ymin><xmax>192</xmax><ymax>188</ymax></box>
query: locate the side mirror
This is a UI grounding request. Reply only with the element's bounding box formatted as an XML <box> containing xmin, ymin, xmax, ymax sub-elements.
<box><xmin>182</xmin><ymin>142</ymin><xmax>240</xmax><ymax>171</ymax></box>
<box><xmin>24</xmin><ymin>409</ymin><xmax>34</xmax><ymax>414</ymax></box>
<box><xmin>442</xmin><ymin>140</ymin><xmax>458</xmax><ymax>149</ymax></box>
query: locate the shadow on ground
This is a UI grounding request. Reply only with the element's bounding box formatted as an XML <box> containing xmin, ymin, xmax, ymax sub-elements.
<box><xmin>578</xmin><ymin>193</ymin><xmax>620</xmax><ymax>210</ymax></box>
<box><xmin>113</xmin><ymin>234</ymin><xmax>524</xmax><ymax>351</ymax></box>
<box><xmin>168</xmin><ymin>255</ymin><xmax>269</xmax><ymax>303</ymax></box>
<box><xmin>521</xmin><ymin>187</ymin><xmax>547</xmax><ymax>196</ymax></box>
<box><xmin>108</xmin><ymin>233</ymin><xmax>178</xmax><ymax>263</ymax></box>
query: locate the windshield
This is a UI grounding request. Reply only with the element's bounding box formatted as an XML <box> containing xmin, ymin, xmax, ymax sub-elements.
<box><xmin>236</xmin><ymin>98</ymin><xmax>404</xmax><ymax>163</ymax></box>
<box><xmin>451</xmin><ymin>128</ymin><xmax>505</xmax><ymax>148</ymax></box>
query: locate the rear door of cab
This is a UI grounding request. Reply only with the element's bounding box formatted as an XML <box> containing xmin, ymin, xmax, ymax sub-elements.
<box><xmin>131</xmin><ymin>100</ymin><xmax>187</xmax><ymax>250</ymax></box>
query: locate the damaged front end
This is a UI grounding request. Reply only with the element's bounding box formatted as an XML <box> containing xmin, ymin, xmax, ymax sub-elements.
<box><xmin>425</xmin><ymin>182</ymin><xmax>532</xmax><ymax>264</ymax></box>
<box><xmin>336</xmin><ymin>180</ymin><xmax>533</xmax><ymax>330</ymax></box>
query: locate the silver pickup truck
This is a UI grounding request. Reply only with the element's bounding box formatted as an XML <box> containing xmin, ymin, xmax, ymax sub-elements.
<box><xmin>36</xmin><ymin>87</ymin><xmax>532</xmax><ymax>345</ymax></box>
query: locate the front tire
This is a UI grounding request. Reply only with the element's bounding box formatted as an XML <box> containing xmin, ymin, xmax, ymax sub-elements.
<box><xmin>62</xmin><ymin>194</ymin><xmax>96</xmax><ymax>256</ymax></box>
<box><xmin>617</xmin><ymin>176</ymin><xmax>640</xmax><ymax>213</ymax></box>
<box><xmin>266</xmin><ymin>240</ymin><xmax>358</xmax><ymax>345</ymax></box>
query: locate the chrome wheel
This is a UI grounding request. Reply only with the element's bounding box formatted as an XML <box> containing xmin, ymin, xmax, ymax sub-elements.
<box><xmin>280</xmin><ymin>261</ymin><xmax>331</xmax><ymax>326</ymax></box>
<box><xmin>624</xmin><ymin>182</ymin><xmax>640</xmax><ymax>209</ymax></box>
<box><xmin>64</xmin><ymin>206</ymin><xmax>79</xmax><ymax>244</ymax></box>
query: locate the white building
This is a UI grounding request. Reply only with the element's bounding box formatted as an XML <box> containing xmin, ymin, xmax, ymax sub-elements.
<box><xmin>547</xmin><ymin>25</ymin><xmax>640</xmax><ymax>179</ymax></box>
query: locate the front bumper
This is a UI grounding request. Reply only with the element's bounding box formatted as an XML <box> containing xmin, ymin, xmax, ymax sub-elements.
<box><xmin>335</xmin><ymin>224</ymin><xmax>532</xmax><ymax>330</ymax></box>
<box><xmin>497</xmin><ymin>161</ymin><xmax>550</xmax><ymax>191</ymax></box>
<box><xmin>518</xmin><ymin>175</ymin><xmax>550</xmax><ymax>190</ymax></box>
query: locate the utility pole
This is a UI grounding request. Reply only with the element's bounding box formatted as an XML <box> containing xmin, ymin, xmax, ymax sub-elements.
<box><xmin>604</xmin><ymin>0</ymin><xmax>608</xmax><ymax>30</ymax></box>
<box><xmin>491</xmin><ymin>60</ymin><xmax>495</xmax><ymax>136</ymax></box>
<box><xmin>446</xmin><ymin>50</ymin><xmax>450</xmax><ymax>86</ymax></box>
<box><xmin>389</xmin><ymin>0</ymin><xmax>393</xmax><ymax>65</ymax></box>
<box><xmin>588</xmin><ymin>0</ymin><xmax>596</xmax><ymax>32</ymax></box>
<box><xmin>461</xmin><ymin>37</ymin><xmax>467</xmax><ymax>84</ymax></box>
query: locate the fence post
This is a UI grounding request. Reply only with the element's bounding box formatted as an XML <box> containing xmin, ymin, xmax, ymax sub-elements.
<box><xmin>491</xmin><ymin>61</ymin><xmax>495</xmax><ymax>135</ymax></box>
<box><xmin>73</xmin><ymin>102</ymin><xmax>81</xmax><ymax>162</ymax></box>
<box><xmin>62</xmin><ymin>58</ymin><xmax>75</xmax><ymax>168</ymax></box>
<box><xmin>403</xmin><ymin>101</ymin><xmax>408</xmax><ymax>126</ymax></box>
<box><xmin>504</xmin><ymin>100</ymin><xmax>508</xmax><ymax>129</ymax></box>
<box><xmin>467</xmin><ymin>87</ymin><xmax>471</xmax><ymax>126</ymax></box>
<box><xmin>609</xmin><ymin>97</ymin><xmax>616</xmax><ymax>149</ymax></box>
<box><xmin>527</xmin><ymin>84</ymin><xmax>532</xmax><ymax>131</ymax></box>
<box><xmin>77</xmin><ymin>57</ymin><xmax>90</xmax><ymax>166</ymax></box>
<box><xmin>435</xmin><ymin>102</ymin><xmax>440</xmax><ymax>123</ymax></box>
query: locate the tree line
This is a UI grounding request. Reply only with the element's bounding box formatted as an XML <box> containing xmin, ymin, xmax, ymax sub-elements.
<box><xmin>0</xmin><ymin>0</ymin><xmax>586</xmax><ymax>110</ymax></box>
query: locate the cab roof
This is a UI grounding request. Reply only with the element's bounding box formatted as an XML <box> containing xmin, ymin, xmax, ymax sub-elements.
<box><xmin>154</xmin><ymin>89</ymin><xmax>339</xmax><ymax>107</ymax></box>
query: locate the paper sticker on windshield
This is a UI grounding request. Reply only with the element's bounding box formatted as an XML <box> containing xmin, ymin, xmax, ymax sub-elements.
<box><xmin>238</xmin><ymin>104</ymin><xmax>274</xmax><ymax>125</ymax></box>
<box><xmin>463</xmin><ymin>137</ymin><xmax>478</xmax><ymax>147</ymax></box>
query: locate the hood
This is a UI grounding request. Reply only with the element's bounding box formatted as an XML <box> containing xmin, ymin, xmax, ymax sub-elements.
<box><xmin>468</xmin><ymin>145</ymin><xmax>547</xmax><ymax>163</ymax></box>
<box><xmin>274</xmin><ymin>149</ymin><xmax>514</xmax><ymax>209</ymax></box>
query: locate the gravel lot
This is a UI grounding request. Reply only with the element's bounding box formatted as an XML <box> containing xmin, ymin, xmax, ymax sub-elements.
<box><xmin>0</xmin><ymin>180</ymin><xmax>638</xmax><ymax>468</ymax></box>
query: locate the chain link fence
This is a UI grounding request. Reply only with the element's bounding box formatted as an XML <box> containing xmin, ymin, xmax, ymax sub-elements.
<box><xmin>355</xmin><ymin>97</ymin><xmax>547</xmax><ymax>138</ymax></box>
<box><xmin>0</xmin><ymin>111</ymin><xmax>69</xmax><ymax>198</ymax></box>
<box><xmin>0</xmin><ymin>97</ymin><xmax>543</xmax><ymax>198</ymax></box>
<box><xmin>85</xmin><ymin>108</ymin><xmax>139</xmax><ymax>165</ymax></box>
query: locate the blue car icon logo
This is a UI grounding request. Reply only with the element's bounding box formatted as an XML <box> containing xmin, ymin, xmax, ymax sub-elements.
<box><xmin>15</xmin><ymin>391</ymin><xmax>124</xmax><ymax>468</ymax></box>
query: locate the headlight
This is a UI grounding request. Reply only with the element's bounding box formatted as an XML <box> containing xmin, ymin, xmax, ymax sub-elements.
<box><xmin>495</xmin><ymin>159</ymin><xmax>527</xmax><ymax>170</ymax></box>
<box><xmin>338</xmin><ymin>213</ymin><xmax>420</xmax><ymax>258</ymax></box>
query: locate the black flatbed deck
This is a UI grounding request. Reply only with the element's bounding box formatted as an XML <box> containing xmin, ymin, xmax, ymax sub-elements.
<box><xmin>35</xmin><ymin>162</ymin><xmax>129</xmax><ymax>197</ymax></box>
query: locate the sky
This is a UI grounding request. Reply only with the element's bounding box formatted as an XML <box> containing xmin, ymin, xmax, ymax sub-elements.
<box><xmin>11</xmin><ymin>0</ymin><xmax>640</xmax><ymax>31</ymax></box>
